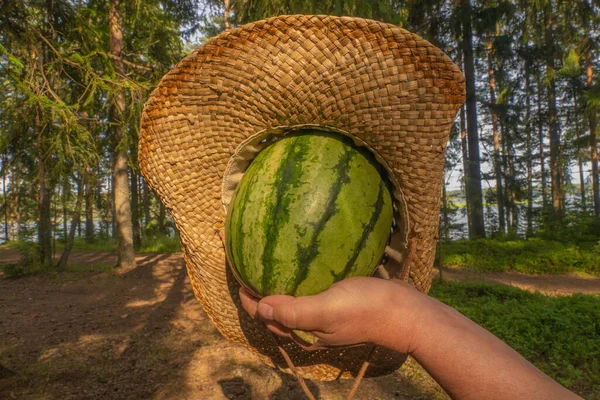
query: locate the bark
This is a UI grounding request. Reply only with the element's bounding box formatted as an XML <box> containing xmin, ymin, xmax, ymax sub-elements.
<box><xmin>110</xmin><ymin>0</ymin><xmax>135</xmax><ymax>268</ymax></box>
<box><xmin>442</xmin><ymin>176</ymin><xmax>449</xmax><ymax>241</ymax></box>
<box><xmin>460</xmin><ymin>105</ymin><xmax>471</xmax><ymax>234</ymax></box>
<box><xmin>462</xmin><ymin>0</ymin><xmax>485</xmax><ymax>238</ymax></box>
<box><xmin>11</xmin><ymin>167</ymin><xmax>20</xmax><ymax>240</ymax></box>
<box><xmin>573</xmin><ymin>95</ymin><xmax>586</xmax><ymax>210</ymax></box>
<box><xmin>38</xmin><ymin>118</ymin><xmax>52</xmax><ymax>266</ymax></box>
<box><xmin>486</xmin><ymin>39</ymin><xmax>505</xmax><ymax>235</ymax></box>
<box><xmin>85</xmin><ymin>181</ymin><xmax>95</xmax><ymax>242</ymax></box>
<box><xmin>525</xmin><ymin>70</ymin><xmax>534</xmax><ymax>236</ymax></box>
<box><xmin>131</xmin><ymin>170</ymin><xmax>141</xmax><ymax>250</ymax></box>
<box><xmin>502</xmin><ymin>124</ymin><xmax>511</xmax><ymax>232</ymax></box>
<box><xmin>587</xmin><ymin>47</ymin><xmax>600</xmax><ymax>217</ymax></box>
<box><xmin>544</xmin><ymin>3</ymin><xmax>563</xmax><ymax>219</ymax></box>
<box><xmin>110</xmin><ymin>156</ymin><xmax>116</xmax><ymax>238</ymax></box>
<box><xmin>536</xmin><ymin>65</ymin><xmax>548</xmax><ymax>208</ymax></box>
<box><xmin>2</xmin><ymin>154</ymin><xmax>7</xmax><ymax>242</ymax></box>
<box><xmin>56</xmin><ymin>178</ymin><xmax>83</xmax><ymax>269</ymax></box>
<box><xmin>62</xmin><ymin>177</ymin><xmax>68</xmax><ymax>240</ymax></box>
<box><xmin>457</xmin><ymin>53</ymin><xmax>471</xmax><ymax>234</ymax></box>
<box><xmin>508</xmin><ymin>135</ymin><xmax>518</xmax><ymax>234</ymax></box>
<box><xmin>158</xmin><ymin>201</ymin><xmax>166</xmax><ymax>235</ymax></box>
<box><xmin>142</xmin><ymin>180</ymin><xmax>150</xmax><ymax>231</ymax></box>
<box><xmin>223</xmin><ymin>0</ymin><xmax>230</xmax><ymax>30</ymax></box>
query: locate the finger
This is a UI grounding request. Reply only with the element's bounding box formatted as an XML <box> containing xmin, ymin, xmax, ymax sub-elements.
<box><xmin>239</xmin><ymin>287</ymin><xmax>260</xmax><ymax>318</ymax></box>
<box><xmin>259</xmin><ymin>294</ymin><xmax>328</xmax><ymax>331</ymax></box>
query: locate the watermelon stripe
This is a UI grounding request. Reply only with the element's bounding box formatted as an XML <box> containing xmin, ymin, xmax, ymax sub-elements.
<box><xmin>331</xmin><ymin>179</ymin><xmax>386</xmax><ymax>283</ymax></box>
<box><xmin>288</xmin><ymin>145</ymin><xmax>355</xmax><ymax>295</ymax></box>
<box><xmin>230</xmin><ymin>153</ymin><xmax>266</xmax><ymax>286</ymax></box>
<box><xmin>260</xmin><ymin>137</ymin><xmax>309</xmax><ymax>294</ymax></box>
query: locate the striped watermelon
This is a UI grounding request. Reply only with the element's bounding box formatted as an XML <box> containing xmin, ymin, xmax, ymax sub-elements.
<box><xmin>225</xmin><ymin>131</ymin><xmax>393</xmax><ymax>298</ymax></box>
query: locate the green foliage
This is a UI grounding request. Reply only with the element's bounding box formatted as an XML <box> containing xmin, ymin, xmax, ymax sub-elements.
<box><xmin>57</xmin><ymin>238</ymin><xmax>117</xmax><ymax>252</ymax></box>
<box><xmin>430</xmin><ymin>280</ymin><xmax>600</xmax><ymax>396</ymax></box>
<box><xmin>439</xmin><ymin>238</ymin><xmax>600</xmax><ymax>275</ymax></box>
<box><xmin>1</xmin><ymin>244</ymin><xmax>46</xmax><ymax>278</ymax></box>
<box><xmin>138</xmin><ymin>234</ymin><xmax>181</xmax><ymax>253</ymax></box>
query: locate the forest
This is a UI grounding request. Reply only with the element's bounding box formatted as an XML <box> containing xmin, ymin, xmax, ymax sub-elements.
<box><xmin>1</xmin><ymin>0</ymin><xmax>599</xmax><ymax>272</ymax></box>
<box><xmin>0</xmin><ymin>1</ymin><xmax>599</xmax><ymax>399</ymax></box>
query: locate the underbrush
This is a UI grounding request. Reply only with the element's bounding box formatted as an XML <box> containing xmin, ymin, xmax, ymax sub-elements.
<box><xmin>430</xmin><ymin>280</ymin><xmax>600</xmax><ymax>397</ymax></box>
<box><xmin>138</xmin><ymin>234</ymin><xmax>181</xmax><ymax>253</ymax></box>
<box><xmin>0</xmin><ymin>244</ymin><xmax>112</xmax><ymax>279</ymax></box>
<box><xmin>438</xmin><ymin>238</ymin><xmax>600</xmax><ymax>276</ymax></box>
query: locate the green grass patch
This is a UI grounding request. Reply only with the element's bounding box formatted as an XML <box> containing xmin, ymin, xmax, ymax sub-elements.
<box><xmin>430</xmin><ymin>280</ymin><xmax>600</xmax><ymax>397</ymax></box>
<box><xmin>438</xmin><ymin>238</ymin><xmax>600</xmax><ymax>276</ymax></box>
<box><xmin>1</xmin><ymin>260</ymin><xmax>113</xmax><ymax>279</ymax></box>
<box><xmin>1</xmin><ymin>240</ymin><xmax>38</xmax><ymax>252</ymax></box>
<box><xmin>138</xmin><ymin>234</ymin><xmax>181</xmax><ymax>253</ymax></box>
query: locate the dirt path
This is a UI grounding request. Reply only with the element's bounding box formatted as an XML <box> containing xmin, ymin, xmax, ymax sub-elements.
<box><xmin>0</xmin><ymin>250</ymin><xmax>446</xmax><ymax>400</ymax></box>
<box><xmin>435</xmin><ymin>268</ymin><xmax>600</xmax><ymax>296</ymax></box>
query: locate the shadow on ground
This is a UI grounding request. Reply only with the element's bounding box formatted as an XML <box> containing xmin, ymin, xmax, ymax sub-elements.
<box><xmin>0</xmin><ymin>249</ymin><xmax>446</xmax><ymax>399</ymax></box>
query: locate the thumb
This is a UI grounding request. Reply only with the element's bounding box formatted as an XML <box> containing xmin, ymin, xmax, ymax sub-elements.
<box><xmin>257</xmin><ymin>294</ymin><xmax>327</xmax><ymax>331</ymax></box>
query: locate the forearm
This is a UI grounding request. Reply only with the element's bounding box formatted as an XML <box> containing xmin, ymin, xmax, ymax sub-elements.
<box><xmin>377</xmin><ymin>287</ymin><xmax>580</xmax><ymax>400</ymax></box>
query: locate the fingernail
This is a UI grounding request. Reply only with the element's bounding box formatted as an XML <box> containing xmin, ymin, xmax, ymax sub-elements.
<box><xmin>257</xmin><ymin>302</ymin><xmax>274</xmax><ymax>320</ymax></box>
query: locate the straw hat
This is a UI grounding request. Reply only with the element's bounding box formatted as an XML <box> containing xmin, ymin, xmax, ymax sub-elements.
<box><xmin>139</xmin><ymin>14</ymin><xmax>465</xmax><ymax>382</ymax></box>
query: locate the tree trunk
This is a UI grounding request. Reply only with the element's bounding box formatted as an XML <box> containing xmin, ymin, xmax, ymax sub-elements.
<box><xmin>536</xmin><ymin>64</ymin><xmax>548</xmax><ymax>208</ymax></box>
<box><xmin>458</xmin><ymin>49</ymin><xmax>471</xmax><ymax>234</ymax></box>
<box><xmin>525</xmin><ymin>70</ymin><xmax>534</xmax><ymax>236</ymax></box>
<box><xmin>2</xmin><ymin>154</ymin><xmax>7</xmax><ymax>242</ymax></box>
<box><xmin>486</xmin><ymin>39</ymin><xmax>505</xmax><ymax>235</ymax></box>
<box><xmin>544</xmin><ymin>3</ymin><xmax>563</xmax><ymax>220</ymax></box>
<box><xmin>462</xmin><ymin>0</ymin><xmax>485</xmax><ymax>238</ymax></box>
<box><xmin>508</xmin><ymin>135</ymin><xmax>518</xmax><ymax>234</ymax></box>
<box><xmin>62</xmin><ymin>177</ymin><xmax>69</xmax><ymax>240</ymax></box>
<box><xmin>56</xmin><ymin>178</ymin><xmax>83</xmax><ymax>269</ymax></box>
<box><xmin>573</xmin><ymin>95</ymin><xmax>586</xmax><ymax>210</ymax></box>
<box><xmin>223</xmin><ymin>0</ymin><xmax>230</xmax><ymax>30</ymax></box>
<box><xmin>110</xmin><ymin>0</ymin><xmax>135</xmax><ymax>268</ymax></box>
<box><xmin>11</xmin><ymin>167</ymin><xmax>20</xmax><ymax>241</ymax></box>
<box><xmin>587</xmin><ymin>46</ymin><xmax>600</xmax><ymax>217</ymax></box>
<box><xmin>85</xmin><ymin>181</ymin><xmax>95</xmax><ymax>242</ymax></box>
<box><xmin>502</xmin><ymin>124</ymin><xmax>511</xmax><ymax>232</ymax></box>
<box><xmin>442</xmin><ymin>175</ymin><xmax>449</xmax><ymax>241</ymax></box>
<box><xmin>460</xmin><ymin>104</ymin><xmax>471</xmax><ymax>234</ymax></box>
<box><xmin>110</xmin><ymin>157</ymin><xmax>116</xmax><ymax>238</ymax></box>
<box><xmin>158</xmin><ymin>201</ymin><xmax>166</xmax><ymax>235</ymax></box>
<box><xmin>142</xmin><ymin>180</ymin><xmax>150</xmax><ymax>231</ymax></box>
<box><xmin>38</xmin><ymin>118</ymin><xmax>52</xmax><ymax>266</ymax></box>
<box><xmin>131</xmin><ymin>170</ymin><xmax>141</xmax><ymax>250</ymax></box>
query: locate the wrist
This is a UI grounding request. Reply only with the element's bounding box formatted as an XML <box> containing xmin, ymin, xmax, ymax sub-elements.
<box><xmin>367</xmin><ymin>280</ymin><xmax>443</xmax><ymax>354</ymax></box>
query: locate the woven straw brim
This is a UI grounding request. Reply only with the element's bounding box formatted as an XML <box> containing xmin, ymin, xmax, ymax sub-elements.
<box><xmin>139</xmin><ymin>14</ymin><xmax>465</xmax><ymax>381</ymax></box>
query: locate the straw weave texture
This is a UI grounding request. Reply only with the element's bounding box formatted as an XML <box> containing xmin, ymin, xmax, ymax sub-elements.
<box><xmin>139</xmin><ymin>14</ymin><xmax>465</xmax><ymax>380</ymax></box>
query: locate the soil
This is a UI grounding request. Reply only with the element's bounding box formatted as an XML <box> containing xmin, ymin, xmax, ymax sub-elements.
<box><xmin>0</xmin><ymin>250</ymin><xmax>598</xmax><ymax>400</ymax></box>
<box><xmin>0</xmin><ymin>250</ymin><xmax>446</xmax><ymax>400</ymax></box>
<box><xmin>435</xmin><ymin>267</ymin><xmax>600</xmax><ymax>296</ymax></box>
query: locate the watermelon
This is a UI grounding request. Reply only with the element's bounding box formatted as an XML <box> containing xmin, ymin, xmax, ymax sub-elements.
<box><xmin>225</xmin><ymin>131</ymin><xmax>393</xmax><ymax>298</ymax></box>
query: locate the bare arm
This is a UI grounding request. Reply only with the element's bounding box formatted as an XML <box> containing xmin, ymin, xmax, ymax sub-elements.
<box><xmin>239</xmin><ymin>277</ymin><xmax>580</xmax><ymax>400</ymax></box>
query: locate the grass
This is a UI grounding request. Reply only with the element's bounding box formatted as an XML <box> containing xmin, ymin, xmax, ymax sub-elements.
<box><xmin>1</xmin><ymin>260</ymin><xmax>114</xmax><ymax>279</ymax></box>
<box><xmin>3</xmin><ymin>234</ymin><xmax>182</xmax><ymax>254</ymax></box>
<box><xmin>0</xmin><ymin>235</ymin><xmax>181</xmax><ymax>278</ymax></box>
<box><xmin>138</xmin><ymin>234</ymin><xmax>181</xmax><ymax>253</ymax></box>
<box><xmin>430</xmin><ymin>279</ymin><xmax>600</xmax><ymax>397</ymax></box>
<box><xmin>438</xmin><ymin>238</ymin><xmax>600</xmax><ymax>276</ymax></box>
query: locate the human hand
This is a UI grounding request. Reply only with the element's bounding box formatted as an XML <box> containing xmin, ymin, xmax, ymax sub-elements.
<box><xmin>239</xmin><ymin>276</ymin><xmax>436</xmax><ymax>353</ymax></box>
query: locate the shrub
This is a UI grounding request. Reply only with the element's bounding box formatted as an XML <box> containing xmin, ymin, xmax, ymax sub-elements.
<box><xmin>438</xmin><ymin>238</ymin><xmax>600</xmax><ymax>276</ymax></box>
<box><xmin>430</xmin><ymin>280</ymin><xmax>600</xmax><ymax>397</ymax></box>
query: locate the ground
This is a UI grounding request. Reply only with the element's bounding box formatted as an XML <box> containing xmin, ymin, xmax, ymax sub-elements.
<box><xmin>0</xmin><ymin>250</ymin><xmax>599</xmax><ymax>399</ymax></box>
